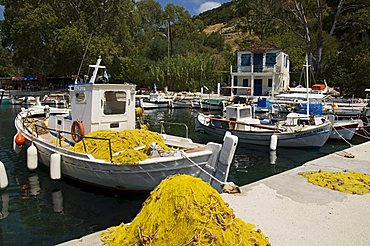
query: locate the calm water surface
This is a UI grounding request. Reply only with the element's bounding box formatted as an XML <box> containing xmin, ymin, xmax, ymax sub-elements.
<box><xmin>0</xmin><ymin>105</ymin><xmax>360</xmax><ymax>245</ymax></box>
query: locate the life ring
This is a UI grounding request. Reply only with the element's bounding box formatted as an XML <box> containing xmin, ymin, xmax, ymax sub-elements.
<box><xmin>71</xmin><ymin>120</ymin><xmax>84</xmax><ymax>142</ymax></box>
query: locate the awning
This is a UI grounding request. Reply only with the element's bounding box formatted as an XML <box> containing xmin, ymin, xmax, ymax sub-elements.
<box><xmin>12</xmin><ymin>75</ymin><xmax>40</xmax><ymax>81</ymax></box>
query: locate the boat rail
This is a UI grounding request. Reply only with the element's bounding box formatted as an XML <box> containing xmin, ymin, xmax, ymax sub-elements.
<box><xmin>207</xmin><ymin>116</ymin><xmax>281</xmax><ymax>132</ymax></box>
<box><xmin>18</xmin><ymin>115</ymin><xmax>115</xmax><ymax>162</ymax></box>
<box><xmin>35</xmin><ymin>124</ymin><xmax>114</xmax><ymax>162</ymax></box>
<box><xmin>160</xmin><ymin>121</ymin><xmax>189</xmax><ymax>138</ymax></box>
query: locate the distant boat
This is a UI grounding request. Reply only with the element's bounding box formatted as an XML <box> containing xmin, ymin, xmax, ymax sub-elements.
<box><xmin>138</xmin><ymin>90</ymin><xmax>174</xmax><ymax>109</ymax></box>
<box><xmin>326</xmin><ymin>116</ymin><xmax>359</xmax><ymax>141</ymax></box>
<box><xmin>41</xmin><ymin>94</ymin><xmax>69</xmax><ymax>108</ymax></box>
<box><xmin>197</xmin><ymin>104</ymin><xmax>332</xmax><ymax>148</ymax></box>
<box><xmin>0</xmin><ymin>89</ymin><xmax>10</xmax><ymax>104</ymax></box>
<box><xmin>200</xmin><ymin>98</ymin><xmax>227</xmax><ymax>111</ymax></box>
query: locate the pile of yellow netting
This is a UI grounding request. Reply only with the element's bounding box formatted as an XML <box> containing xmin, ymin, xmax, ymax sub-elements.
<box><xmin>101</xmin><ymin>175</ymin><xmax>270</xmax><ymax>246</ymax></box>
<box><xmin>70</xmin><ymin>129</ymin><xmax>169</xmax><ymax>164</ymax></box>
<box><xmin>300</xmin><ymin>170</ymin><xmax>370</xmax><ymax>195</ymax></box>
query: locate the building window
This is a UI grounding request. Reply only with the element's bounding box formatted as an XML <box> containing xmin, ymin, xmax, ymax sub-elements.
<box><xmin>265</xmin><ymin>53</ymin><xmax>276</xmax><ymax>67</ymax></box>
<box><xmin>243</xmin><ymin>79</ymin><xmax>248</xmax><ymax>87</ymax></box>
<box><xmin>233</xmin><ymin>76</ymin><xmax>238</xmax><ymax>86</ymax></box>
<box><xmin>241</xmin><ymin>54</ymin><xmax>251</xmax><ymax>66</ymax></box>
<box><xmin>104</xmin><ymin>91</ymin><xmax>126</xmax><ymax>115</ymax></box>
<box><xmin>268</xmin><ymin>79</ymin><xmax>272</xmax><ymax>87</ymax></box>
<box><xmin>284</xmin><ymin>55</ymin><xmax>289</xmax><ymax>68</ymax></box>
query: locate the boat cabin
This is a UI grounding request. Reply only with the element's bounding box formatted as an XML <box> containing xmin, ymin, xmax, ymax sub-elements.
<box><xmin>48</xmin><ymin>58</ymin><xmax>136</xmax><ymax>142</ymax></box>
<box><xmin>224</xmin><ymin>105</ymin><xmax>260</xmax><ymax>130</ymax></box>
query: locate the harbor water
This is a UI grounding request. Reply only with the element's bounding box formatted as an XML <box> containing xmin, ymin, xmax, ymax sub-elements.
<box><xmin>0</xmin><ymin>104</ymin><xmax>361</xmax><ymax>245</ymax></box>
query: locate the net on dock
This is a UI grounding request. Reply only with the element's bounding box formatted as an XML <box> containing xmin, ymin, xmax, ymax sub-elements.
<box><xmin>300</xmin><ymin>170</ymin><xmax>370</xmax><ymax>195</ymax></box>
<box><xmin>71</xmin><ymin>129</ymin><xmax>169</xmax><ymax>164</ymax></box>
<box><xmin>100</xmin><ymin>175</ymin><xmax>270</xmax><ymax>246</ymax></box>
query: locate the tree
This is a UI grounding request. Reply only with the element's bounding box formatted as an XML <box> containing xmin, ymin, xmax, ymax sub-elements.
<box><xmin>273</xmin><ymin>0</ymin><xmax>346</xmax><ymax>78</ymax></box>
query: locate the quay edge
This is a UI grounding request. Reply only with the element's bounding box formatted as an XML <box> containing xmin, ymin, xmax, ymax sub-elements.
<box><xmin>222</xmin><ymin>141</ymin><xmax>370</xmax><ymax>246</ymax></box>
<box><xmin>58</xmin><ymin>141</ymin><xmax>370</xmax><ymax>246</ymax></box>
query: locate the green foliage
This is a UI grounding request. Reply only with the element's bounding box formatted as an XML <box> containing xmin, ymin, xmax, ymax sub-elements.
<box><xmin>0</xmin><ymin>0</ymin><xmax>369</xmax><ymax>97</ymax></box>
<box><xmin>150</xmin><ymin>53</ymin><xmax>225</xmax><ymax>91</ymax></box>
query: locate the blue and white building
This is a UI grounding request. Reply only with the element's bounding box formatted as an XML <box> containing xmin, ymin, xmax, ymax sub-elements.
<box><xmin>230</xmin><ymin>48</ymin><xmax>290</xmax><ymax>97</ymax></box>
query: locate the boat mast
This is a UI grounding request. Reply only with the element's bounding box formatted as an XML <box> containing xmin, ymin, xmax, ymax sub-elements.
<box><xmin>305</xmin><ymin>54</ymin><xmax>310</xmax><ymax>116</ymax></box>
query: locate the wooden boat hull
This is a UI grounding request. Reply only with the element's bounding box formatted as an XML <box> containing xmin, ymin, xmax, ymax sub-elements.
<box><xmin>197</xmin><ymin>114</ymin><xmax>332</xmax><ymax>148</ymax></box>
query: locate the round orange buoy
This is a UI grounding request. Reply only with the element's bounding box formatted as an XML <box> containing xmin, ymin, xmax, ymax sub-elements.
<box><xmin>71</xmin><ymin>120</ymin><xmax>85</xmax><ymax>142</ymax></box>
<box><xmin>15</xmin><ymin>132</ymin><xmax>26</xmax><ymax>146</ymax></box>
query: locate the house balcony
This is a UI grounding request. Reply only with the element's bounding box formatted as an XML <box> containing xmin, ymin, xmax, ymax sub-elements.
<box><xmin>231</xmin><ymin>65</ymin><xmax>281</xmax><ymax>75</ymax></box>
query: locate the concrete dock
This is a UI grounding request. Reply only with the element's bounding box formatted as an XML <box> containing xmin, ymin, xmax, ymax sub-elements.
<box><xmin>58</xmin><ymin>141</ymin><xmax>370</xmax><ymax>246</ymax></box>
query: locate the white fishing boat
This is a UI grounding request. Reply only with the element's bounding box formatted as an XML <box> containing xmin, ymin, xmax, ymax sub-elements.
<box><xmin>197</xmin><ymin>104</ymin><xmax>332</xmax><ymax>148</ymax></box>
<box><xmin>14</xmin><ymin>57</ymin><xmax>238</xmax><ymax>191</ymax></box>
<box><xmin>138</xmin><ymin>84</ymin><xmax>174</xmax><ymax>109</ymax></box>
<box><xmin>41</xmin><ymin>94</ymin><xmax>69</xmax><ymax>108</ymax></box>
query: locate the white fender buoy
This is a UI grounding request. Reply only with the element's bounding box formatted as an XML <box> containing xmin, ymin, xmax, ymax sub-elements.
<box><xmin>0</xmin><ymin>161</ymin><xmax>9</xmax><ymax>189</ymax></box>
<box><xmin>50</xmin><ymin>153</ymin><xmax>61</xmax><ymax>180</ymax></box>
<box><xmin>270</xmin><ymin>134</ymin><xmax>278</xmax><ymax>151</ymax></box>
<box><xmin>27</xmin><ymin>144</ymin><xmax>38</xmax><ymax>170</ymax></box>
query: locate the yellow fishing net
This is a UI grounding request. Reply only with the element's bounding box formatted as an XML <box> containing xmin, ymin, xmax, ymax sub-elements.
<box><xmin>101</xmin><ymin>175</ymin><xmax>270</xmax><ymax>246</ymax></box>
<box><xmin>70</xmin><ymin>129</ymin><xmax>169</xmax><ymax>164</ymax></box>
<box><xmin>300</xmin><ymin>170</ymin><xmax>370</xmax><ymax>195</ymax></box>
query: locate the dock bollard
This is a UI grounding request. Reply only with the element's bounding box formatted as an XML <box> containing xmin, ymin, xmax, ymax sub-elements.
<box><xmin>0</xmin><ymin>161</ymin><xmax>8</xmax><ymax>189</ymax></box>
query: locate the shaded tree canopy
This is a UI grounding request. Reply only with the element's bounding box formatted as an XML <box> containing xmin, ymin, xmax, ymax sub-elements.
<box><xmin>0</xmin><ymin>0</ymin><xmax>369</xmax><ymax>96</ymax></box>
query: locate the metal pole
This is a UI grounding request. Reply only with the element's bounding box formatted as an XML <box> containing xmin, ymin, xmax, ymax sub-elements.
<box><xmin>305</xmin><ymin>54</ymin><xmax>310</xmax><ymax>116</ymax></box>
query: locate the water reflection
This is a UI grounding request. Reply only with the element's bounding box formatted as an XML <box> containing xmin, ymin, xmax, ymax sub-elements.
<box><xmin>29</xmin><ymin>173</ymin><xmax>41</xmax><ymax>196</ymax></box>
<box><xmin>270</xmin><ymin>151</ymin><xmax>277</xmax><ymax>165</ymax></box>
<box><xmin>0</xmin><ymin>191</ymin><xmax>9</xmax><ymax>219</ymax></box>
<box><xmin>52</xmin><ymin>189</ymin><xmax>63</xmax><ymax>213</ymax></box>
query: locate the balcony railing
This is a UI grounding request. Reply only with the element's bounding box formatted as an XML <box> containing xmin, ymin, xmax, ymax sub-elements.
<box><xmin>231</xmin><ymin>65</ymin><xmax>281</xmax><ymax>73</ymax></box>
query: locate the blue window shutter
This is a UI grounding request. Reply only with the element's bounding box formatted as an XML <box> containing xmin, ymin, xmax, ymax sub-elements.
<box><xmin>243</xmin><ymin>79</ymin><xmax>248</xmax><ymax>87</ymax></box>
<box><xmin>266</xmin><ymin>53</ymin><xmax>276</xmax><ymax>66</ymax></box>
<box><xmin>241</xmin><ymin>54</ymin><xmax>251</xmax><ymax>66</ymax></box>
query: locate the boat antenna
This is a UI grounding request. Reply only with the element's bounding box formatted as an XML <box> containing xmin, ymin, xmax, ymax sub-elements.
<box><xmin>75</xmin><ymin>34</ymin><xmax>93</xmax><ymax>84</ymax></box>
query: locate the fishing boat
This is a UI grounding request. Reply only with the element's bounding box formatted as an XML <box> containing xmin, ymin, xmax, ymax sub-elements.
<box><xmin>137</xmin><ymin>84</ymin><xmax>174</xmax><ymax>109</ymax></box>
<box><xmin>200</xmin><ymin>98</ymin><xmax>227</xmax><ymax>111</ymax></box>
<box><xmin>14</xmin><ymin>57</ymin><xmax>238</xmax><ymax>191</ymax></box>
<box><xmin>41</xmin><ymin>94</ymin><xmax>69</xmax><ymax>108</ymax></box>
<box><xmin>325</xmin><ymin>115</ymin><xmax>359</xmax><ymax>140</ymax></box>
<box><xmin>197</xmin><ymin>104</ymin><xmax>332</xmax><ymax>148</ymax></box>
<box><xmin>0</xmin><ymin>89</ymin><xmax>11</xmax><ymax>104</ymax></box>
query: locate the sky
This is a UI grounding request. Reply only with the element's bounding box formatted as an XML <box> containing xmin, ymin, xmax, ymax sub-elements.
<box><xmin>156</xmin><ymin>0</ymin><xmax>230</xmax><ymax>16</ymax></box>
<box><xmin>0</xmin><ymin>1</ymin><xmax>230</xmax><ymax>20</ymax></box>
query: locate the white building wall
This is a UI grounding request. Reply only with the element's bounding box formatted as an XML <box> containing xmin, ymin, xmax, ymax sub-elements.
<box><xmin>230</xmin><ymin>50</ymin><xmax>290</xmax><ymax>97</ymax></box>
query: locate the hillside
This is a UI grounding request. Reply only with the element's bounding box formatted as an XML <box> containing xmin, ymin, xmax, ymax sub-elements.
<box><xmin>198</xmin><ymin>1</ymin><xmax>260</xmax><ymax>52</ymax></box>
